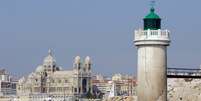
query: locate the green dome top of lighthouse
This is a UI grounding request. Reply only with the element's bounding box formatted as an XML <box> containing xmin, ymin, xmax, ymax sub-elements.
<box><xmin>143</xmin><ymin>7</ymin><xmax>161</xmax><ymax>30</ymax></box>
<box><xmin>144</xmin><ymin>7</ymin><xmax>160</xmax><ymax>19</ymax></box>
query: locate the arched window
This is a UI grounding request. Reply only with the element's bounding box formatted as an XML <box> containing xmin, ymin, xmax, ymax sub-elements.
<box><xmin>78</xmin><ymin>63</ymin><xmax>81</xmax><ymax>70</ymax></box>
<box><xmin>88</xmin><ymin>64</ymin><xmax>91</xmax><ymax>70</ymax></box>
<box><xmin>35</xmin><ymin>79</ymin><xmax>38</xmax><ymax>82</ymax></box>
<box><xmin>82</xmin><ymin>79</ymin><xmax>87</xmax><ymax>93</ymax></box>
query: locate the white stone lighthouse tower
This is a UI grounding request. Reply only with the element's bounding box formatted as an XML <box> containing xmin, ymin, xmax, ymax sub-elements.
<box><xmin>134</xmin><ymin>7</ymin><xmax>170</xmax><ymax>101</ymax></box>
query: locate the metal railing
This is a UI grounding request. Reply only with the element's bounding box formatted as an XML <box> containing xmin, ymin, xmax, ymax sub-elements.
<box><xmin>167</xmin><ymin>68</ymin><xmax>201</xmax><ymax>78</ymax></box>
<box><xmin>134</xmin><ymin>29</ymin><xmax>170</xmax><ymax>41</ymax></box>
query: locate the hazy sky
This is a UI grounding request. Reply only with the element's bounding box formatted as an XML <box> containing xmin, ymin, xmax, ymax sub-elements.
<box><xmin>0</xmin><ymin>0</ymin><xmax>201</xmax><ymax>77</ymax></box>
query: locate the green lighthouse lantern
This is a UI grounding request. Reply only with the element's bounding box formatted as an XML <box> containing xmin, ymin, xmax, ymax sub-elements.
<box><xmin>143</xmin><ymin>7</ymin><xmax>161</xmax><ymax>30</ymax></box>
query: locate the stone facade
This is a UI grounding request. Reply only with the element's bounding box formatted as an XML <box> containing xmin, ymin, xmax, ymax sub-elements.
<box><xmin>0</xmin><ymin>69</ymin><xmax>17</xmax><ymax>96</ymax></box>
<box><xmin>17</xmin><ymin>50</ymin><xmax>92</xmax><ymax>100</ymax></box>
<box><xmin>168</xmin><ymin>78</ymin><xmax>201</xmax><ymax>101</ymax></box>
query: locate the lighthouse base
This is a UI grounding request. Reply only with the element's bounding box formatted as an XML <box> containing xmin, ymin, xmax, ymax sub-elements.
<box><xmin>137</xmin><ymin>45</ymin><xmax>167</xmax><ymax>101</ymax></box>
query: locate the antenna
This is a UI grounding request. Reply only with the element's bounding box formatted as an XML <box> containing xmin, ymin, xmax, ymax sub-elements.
<box><xmin>150</xmin><ymin>0</ymin><xmax>156</xmax><ymax>8</ymax></box>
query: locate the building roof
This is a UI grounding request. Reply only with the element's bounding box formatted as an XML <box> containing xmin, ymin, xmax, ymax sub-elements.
<box><xmin>144</xmin><ymin>7</ymin><xmax>160</xmax><ymax>19</ymax></box>
<box><xmin>53</xmin><ymin>70</ymin><xmax>74</xmax><ymax>77</ymax></box>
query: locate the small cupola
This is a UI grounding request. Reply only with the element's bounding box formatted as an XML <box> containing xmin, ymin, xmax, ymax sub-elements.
<box><xmin>143</xmin><ymin>7</ymin><xmax>161</xmax><ymax>30</ymax></box>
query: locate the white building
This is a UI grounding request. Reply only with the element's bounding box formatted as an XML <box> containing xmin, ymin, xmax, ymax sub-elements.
<box><xmin>17</xmin><ymin>50</ymin><xmax>93</xmax><ymax>101</ymax></box>
<box><xmin>0</xmin><ymin>69</ymin><xmax>17</xmax><ymax>96</ymax></box>
<box><xmin>92</xmin><ymin>74</ymin><xmax>136</xmax><ymax>100</ymax></box>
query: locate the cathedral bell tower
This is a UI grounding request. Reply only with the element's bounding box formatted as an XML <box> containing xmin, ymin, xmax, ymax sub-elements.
<box><xmin>83</xmin><ymin>56</ymin><xmax>92</xmax><ymax>94</ymax></box>
<box><xmin>134</xmin><ymin>5</ymin><xmax>170</xmax><ymax>101</ymax></box>
<box><xmin>73</xmin><ymin>56</ymin><xmax>92</xmax><ymax>96</ymax></box>
<box><xmin>73</xmin><ymin>56</ymin><xmax>82</xmax><ymax>96</ymax></box>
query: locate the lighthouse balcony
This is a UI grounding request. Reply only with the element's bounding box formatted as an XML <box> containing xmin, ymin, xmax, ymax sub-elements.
<box><xmin>134</xmin><ymin>29</ymin><xmax>170</xmax><ymax>45</ymax></box>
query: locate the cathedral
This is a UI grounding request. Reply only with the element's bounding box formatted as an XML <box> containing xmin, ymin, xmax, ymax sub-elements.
<box><xmin>17</xmin><ymin>50</ymin><xmax>92</xmax><ymax>100</ymax></box>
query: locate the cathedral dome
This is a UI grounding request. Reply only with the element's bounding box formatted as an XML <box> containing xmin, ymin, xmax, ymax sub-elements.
<box><xmin>18</xmin><ymin>77</ymin><xmax>26</xmax><ymax>84</ymax></box>
<box><xmin>28</xmin><ymin>72</ymin><xmax>35</xmax><ymax>78</ymax></box>
<box><xmin>43</xmin><ymin>49</ymin><xmax>56</xmax><ymax>64</ymax></box>
<box><xmin>85</xmin><ymin>56</ymin><xmax>91</xmax><ymax>64</ymax></box>
<box><xmin>74</xmin><ymin>56</ymin><xmax>81</xmax><ymax>63</ymax></box>
<box><xmin>35</xmin><ymin>65</ymin><xmax>44</xmax><ymax>73</ymax></box>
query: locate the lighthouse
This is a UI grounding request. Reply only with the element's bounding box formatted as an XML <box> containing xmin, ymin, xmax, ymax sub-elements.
<box><xmin>134</xmin><ymin>6</ymin><xmax>170</xmax><ymax>101</ymax></box>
